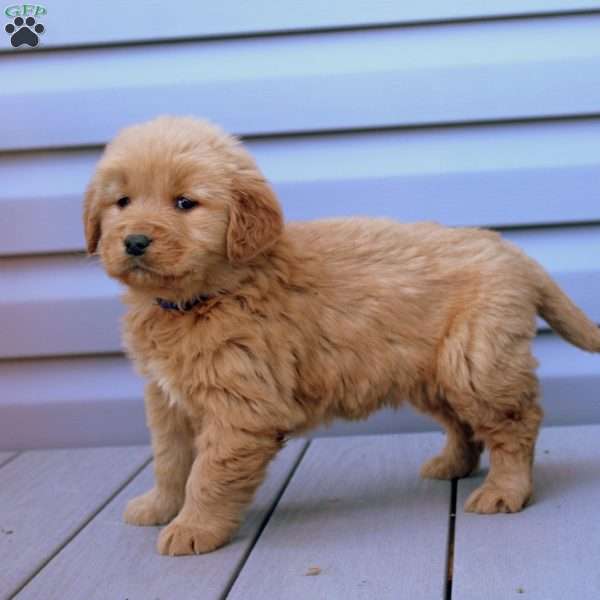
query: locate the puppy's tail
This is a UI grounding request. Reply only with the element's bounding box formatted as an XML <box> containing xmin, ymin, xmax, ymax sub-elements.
<box><xmin>534</xmin><ymin>262</ymin><xmax>600</xmax><ymax>353</ymax></box>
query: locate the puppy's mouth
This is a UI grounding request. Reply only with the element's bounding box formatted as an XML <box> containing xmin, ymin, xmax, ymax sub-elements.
<box><xmin>127</xmin><ymin>260</ymin><xmax>164</xmax><ymax>277</ymax></box>
<box><xmin>107</xmin><ymin>255</ymin><xmax>165</xmax><ymax>281</ymax></box>
<box><xmin>117</xmin><ymin>257</ymin><xmax>191</xmax><ymax>288</ymax></box>
<box><xmin>124</xmin><ymin>260</ymin><xmax>172</xmax><ymax>281</ymax></box>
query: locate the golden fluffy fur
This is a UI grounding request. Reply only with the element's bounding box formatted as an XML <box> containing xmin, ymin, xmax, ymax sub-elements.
<box><xmin>84</xmin><ymin>116</ymin><xmax>600</xmax><ymax>556</ymax></box>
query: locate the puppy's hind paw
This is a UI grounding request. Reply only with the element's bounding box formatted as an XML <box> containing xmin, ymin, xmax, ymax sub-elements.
<box><xmin>420</xmin><ymin>453</ymin><xmax>478</xmax><ymax>480</ymax></box>
<box><xmin>124</xmin><ymin>489</ymin><xmax>181</xmax><ymax>526</ymax></box>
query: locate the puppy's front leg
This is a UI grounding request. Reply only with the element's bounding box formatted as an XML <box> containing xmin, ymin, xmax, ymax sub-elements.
<box><xmin>124</xmin><ymin>382</ymin><xmax>194</xmax><ymax>526</ymax></box>
<box><xmin>157</xmin><ymin>424</ymin><xmax>281</xmax><ymax>555</ymax></box>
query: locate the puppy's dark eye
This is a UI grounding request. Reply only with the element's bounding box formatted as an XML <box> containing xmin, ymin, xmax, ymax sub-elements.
<box><xmin>116</xmin><ymin>196</ymin><xmax>130</xmax><ymax>208</ymax></box>
<box><xmin>175</xmin><ymin>196</ymin><xmax>199</xmax><ymax>211</ymax></box>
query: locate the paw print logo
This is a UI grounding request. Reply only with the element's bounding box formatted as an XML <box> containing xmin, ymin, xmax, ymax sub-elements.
<box><xmin>5</xmin><ymin>16</ymin><xmax>44</xmax><ymax>48</ymax></box>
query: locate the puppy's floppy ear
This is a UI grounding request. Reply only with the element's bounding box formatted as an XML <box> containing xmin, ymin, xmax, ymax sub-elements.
<box><xmin>227</xmin><ymin>169</ymin><xmax>284</xmax><ymax>264</ymax></box>
<box><xmin>83</xmin><ymin>179</ymin><xmax>102</xmax><ymax>255</ymax></box>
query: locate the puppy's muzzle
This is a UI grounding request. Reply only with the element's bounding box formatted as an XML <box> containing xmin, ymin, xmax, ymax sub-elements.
<box><xmin>124</xmin><ymin>234</ymin><xmax>152</xmax><ymax>256</ymax></box>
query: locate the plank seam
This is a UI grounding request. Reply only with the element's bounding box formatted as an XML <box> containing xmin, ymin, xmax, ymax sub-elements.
<box><xmin>9</xmin><ymin>453</ymin><xmax>152</xmax><ymax>600</ymax></box>
<box><xmin>493</xmin><ymin>219</ymin><xmax>600</xmax><ymax>233</ymax></box>
<box><xmin>0</xmin><ymin>8</ymin><xmax>598</xmax><ymax>57</ymax></box>
<box><xmin>221</xmin><ymin>439</ymin><xmax>311</xmax><ymax>600</ymax></box>
<box><xmin>445</xmin><ymin>480</ymin><xmax>458</xmax><ymax>600</ymax></box>
<box><xmin>240</xmin><ymin>113</ymin><xmax>600</xmax><ymax>143</ymax></box>
<box><xmin>3</xmin><ymin>112</ymin><xmax>600</xmax><ymax>157</ymax></box>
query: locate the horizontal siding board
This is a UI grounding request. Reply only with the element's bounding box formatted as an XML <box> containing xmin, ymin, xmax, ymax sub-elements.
<box><xmin>2</xmin><ymin>119</ymin><xmax>600</xmax><ymax>256</ymax></box>
<box><xmin>4</xmin><ymin>1</ymin><xmax>600</xmax><ymax>51</ymax></box>
<box><xmin>0</xmin><ymin>334</ymin><xmax>598</xmax><ymax>449</ymax></box>
<box><xmin>2</xmin><ymin>15</ymin><xmax>600</xmax><ymax>150</ymax></box>
<box><xmin>1</xmin><ymin>225</ymin><xmax>598</xmax><ymax>358</ymax></box>
<box><xmin>2</xmin><ymin>297</ymin><xmax>124</xmax><ymax>356</ymax></box>
<box><xmin>0</xmin><ymin>356</ymin><xmax>146</xmax><ymax>450</ymax></box>
<box><xmin>281</xmin><ymin>165</ymin><xmax>600</xmax><ymax>227</ymax></box>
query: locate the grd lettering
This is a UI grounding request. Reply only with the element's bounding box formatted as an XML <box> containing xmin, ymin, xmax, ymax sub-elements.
<box><xmin>5</xmin><ymin>4</ymin><xmax>46</xmax><ymax>17</ymax></box>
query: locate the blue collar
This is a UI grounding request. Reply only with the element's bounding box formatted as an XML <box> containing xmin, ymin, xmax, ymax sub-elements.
<box><xmin>155</xmin><ymin>293</ymin><xmax>214</xmax><ymax>312</ymax></box>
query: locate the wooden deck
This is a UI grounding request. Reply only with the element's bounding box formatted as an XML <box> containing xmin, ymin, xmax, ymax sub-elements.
<box><xmin>1</xmin><ymin>425</ymin><xmax>599</xmax><ymax>599</ymax></box>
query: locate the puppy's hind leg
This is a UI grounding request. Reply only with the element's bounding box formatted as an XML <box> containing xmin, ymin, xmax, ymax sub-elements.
<box><xmin>420</xmin><ymin>403</ymin><xmax>483</xmax><ymax>480</ymax></box>
<box><xmin>124</xmin><ymin>382</ymin><xmax>194</xmax><ymax>526</ymax></box>
<box><xmin>443</xmin><ymin>335</ymin><xmax>543</xmax><ymax>514</ymax></box>
<box><xmin>465</xmin><ymin>397</ymin><xmax>542</xmax><ymax>514</ymax></box>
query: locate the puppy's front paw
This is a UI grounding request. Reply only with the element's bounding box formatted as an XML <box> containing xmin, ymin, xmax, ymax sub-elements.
<box><xmin>157</xmin><ymin>519</ymin><xmax>229</xmax><ymax>556</ymax></box>
<box><xmin>464</xmin><ymin>482</ymin><xmax>531</xmax><ymax>514</ymax></box>
<box><xmin>124</xmin><ymin>489</ymin><xmax>181</xmax><ymax>526</ymax></box>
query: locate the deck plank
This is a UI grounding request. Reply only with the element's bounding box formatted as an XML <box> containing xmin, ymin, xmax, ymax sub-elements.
<box><xmin>453</xmin><ymin>424</ymin><xmax>600</xmax><ymax>599</ymax></box>
<box><xmin>0</xmin><ymin>446</ymin><xmax>150</xmax><ymax>599</ymax></box>
<box><xmin>228</xmin><ymin>432</ymin><xmax>451</xmax><ymax>600</ymax></box>
<box><xmin>16</xmin><ymin>439</ymin><xmax>306</xmax><ymax>600</ymax></box>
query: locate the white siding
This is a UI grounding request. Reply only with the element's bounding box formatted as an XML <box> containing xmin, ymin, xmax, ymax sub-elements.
<box><xmin>3</xmin><ymin>1</ymin><xmax>597</xmax><ymax>51</ymax></box>
<box><xmin>1</xmin><ymin>2</ymin><xmax>599</xmax><ymax>449</ymax></box>
<box><xmin>3</xmin><ymin>15</ymin><xmax>600</xmax><ymax>150</ymax></box>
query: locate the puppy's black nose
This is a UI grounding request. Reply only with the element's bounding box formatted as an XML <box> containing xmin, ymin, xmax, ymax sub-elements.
<box><xmin>124</xmin><ymin>234</ymin><xmax>152</xmax><ymax>256</ymax></box>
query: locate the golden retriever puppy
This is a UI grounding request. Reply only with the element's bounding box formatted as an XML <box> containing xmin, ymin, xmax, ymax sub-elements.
<box><xmin>84</xmin><ymin>116</ymin><xmax>600</xmax><ymax>556</ymax></box>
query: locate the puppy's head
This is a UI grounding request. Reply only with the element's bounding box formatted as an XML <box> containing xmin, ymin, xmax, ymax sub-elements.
<box><xmin>84</xmin><ymin>116</ymin><xmax>283</xmax><ymax>296</ymax></box>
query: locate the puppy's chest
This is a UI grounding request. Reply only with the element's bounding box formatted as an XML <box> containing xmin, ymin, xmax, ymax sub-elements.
<box><xmin>125</xmin><ymin>311</ymin><xmax>212</xmax><ymax>408</ymax></box>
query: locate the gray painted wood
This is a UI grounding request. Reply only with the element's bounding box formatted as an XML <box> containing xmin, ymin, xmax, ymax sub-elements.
<box><xmin>4</xmin><ymin>0</ymin><xmax>597</xmax><ymax>51</ymax></box>
<box><xmin>0</xmin><ymin>446</ymin><xmax>151</xmax><ymax>599</ymax></box>
<box><xmin>3</xmin><ymin>16</ymin><xmax>600</xmax><ymax>151</ymax></box>
<box><xmin>228</xmin><ymin>432</ymin><xmax>451</xmax><ymax>600</ymax></box>
<box><xmin>453</xmin><ymin>425</ymin><xmax>600</xmax><ymax>599</ymax></box>
<box><xmin>16</xmin><ymin>440</ymin><xmax>306</xmax><ymax>600</ymax></box>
